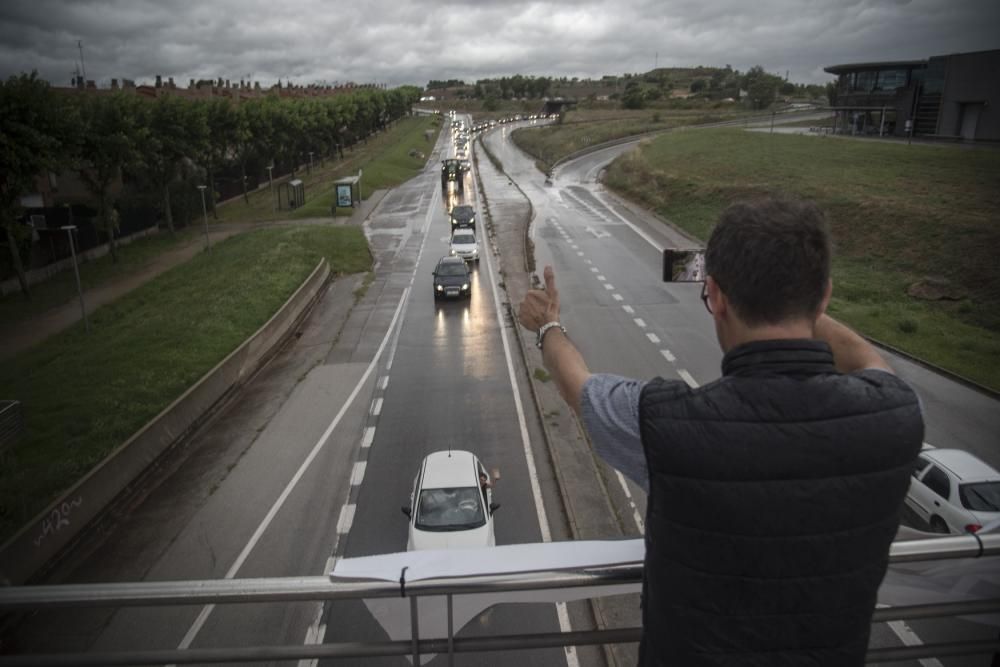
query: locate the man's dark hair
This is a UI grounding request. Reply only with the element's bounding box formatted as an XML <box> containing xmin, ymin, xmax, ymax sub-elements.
<box><xmin>705</xmin><ymin>197</ymin><xmax>831</xmax><ymax>326</ymax></box>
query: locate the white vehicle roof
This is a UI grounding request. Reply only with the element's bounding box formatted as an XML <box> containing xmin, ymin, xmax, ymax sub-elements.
<box><xmin>421</xmin><ymin>450</ymin><xmax>479</xmax><ymax>488</ymax></box>
<box><xmin>451</xmin><ymin>230</ymin><xmax>476</xmax><ymax>241</ymax></box>
<box><xmin>922</xmin><ymin>449</ymin><xmax>1000</xmax><ymax>483</ymax></box>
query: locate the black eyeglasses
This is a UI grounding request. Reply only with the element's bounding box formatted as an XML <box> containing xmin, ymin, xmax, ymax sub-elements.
<box><xmin>700</xmin><ymin>282</ymin><xmax>712</xmax><ymax>314</ymax></box>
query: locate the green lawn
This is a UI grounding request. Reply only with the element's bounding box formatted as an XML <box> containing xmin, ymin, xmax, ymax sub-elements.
<box><xmin>217</xmin><ymin>115</ymin><xmax>441</xmax><ymax>223</ymax></box>
<box><xmin>603</xmin><ymin>128</ymin><xmax>1000</xmax><ymax>389</ymax></box>
<box><xmin>510</xmin><ymin>109</ymin><xmax>743</xmax><ymax>172</ymax></box>
<box><xmin>0</xmin><ymin>226</ymin><xmax>371</xmax><ymax>542</ymax></box>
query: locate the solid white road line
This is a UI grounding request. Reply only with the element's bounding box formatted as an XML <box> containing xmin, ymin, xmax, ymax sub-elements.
<box><xmin>615</xmin><ymin>470</ymin><xmax>645</xmax><ymax>533</ymax></box>
<box><xmin>677</xmin><ymin>369</ymin><xmax>699</xmax><ymax>388</ymax></box>
<box><xmin>476</xmin><ymin>169</ymin><xmax>578</xmax><ymax>667</ymax></box>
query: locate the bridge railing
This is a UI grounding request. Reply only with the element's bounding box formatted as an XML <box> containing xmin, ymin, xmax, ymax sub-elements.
<box><xmin>0</xmin><ymin>533</ymin><xmax>998</xmax><ymax>666</ymax></box>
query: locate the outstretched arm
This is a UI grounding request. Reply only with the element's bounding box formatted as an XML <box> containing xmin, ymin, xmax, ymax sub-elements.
<box><xmin>518</xmin><ymin>266</ymin><xmax>592</xmax><ymax>414</ymax></box>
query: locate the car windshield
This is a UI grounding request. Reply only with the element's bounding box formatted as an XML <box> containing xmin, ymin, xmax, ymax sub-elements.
<box><xmin>452</xmin><ymin>234</ymin><xmax>475</xmax><ymax>245</ymax></box>
<box><xmin>415</xmin><ymin>487</ymin><xmax>485</xmax><ymax>530</ymax></box>
<box><xmin>437</xmin><ymin>263</ymin><xmax>467</xmax><ymax>277</ymax></box>
<box><xmin>452</xmin><ymin>207</ymin><xmax>473</xmax><ymax>219</ymax></box>
<box><xmin>959</xmin><ymin>481</ymin><xmax>1000</xmax><ymax>512</ymax></box>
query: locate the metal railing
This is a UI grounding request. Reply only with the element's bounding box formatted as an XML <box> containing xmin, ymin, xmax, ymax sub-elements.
<box><xmin>1</xmin><ymin>533</ymin><xmax>998</xmax><ymax>666</ymax></box>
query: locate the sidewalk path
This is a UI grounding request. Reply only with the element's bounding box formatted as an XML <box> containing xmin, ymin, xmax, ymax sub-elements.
<box><xmin>0</xmin><ymin>191</ymin><xmax>387</xmax><ymax>363</ymax></box>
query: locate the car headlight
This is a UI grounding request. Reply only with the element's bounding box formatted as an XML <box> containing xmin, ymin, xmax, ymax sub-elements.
<box><xmin>450</xmin><ymin>249</ymin><xmax>457</xmax><ymax>255</ymax></box>
<box><xmin>436</xmin><ymin>284</ymin><xmax>443</xmax><ymax>291</ymax></box>
<box><xmin>461</xmin><ymin>283</ymin><xmax>469</xmax><ymax>290</ymax></box>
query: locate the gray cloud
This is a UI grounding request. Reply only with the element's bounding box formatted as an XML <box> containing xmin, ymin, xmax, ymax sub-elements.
<box><xmin>0</xmin><ymin>0</ymin><xmax>996</xmax><ymax>88</ymax></box>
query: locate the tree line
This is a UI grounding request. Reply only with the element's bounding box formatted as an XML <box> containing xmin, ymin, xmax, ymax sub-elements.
<box><xmin>0</xmin><ymin>72</ymin><xmax>421</xmax><ymax>296</ymax></box>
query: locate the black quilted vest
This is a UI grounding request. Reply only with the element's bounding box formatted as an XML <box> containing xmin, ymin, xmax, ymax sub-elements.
<box><xmin>638</xmin><ymin>339</ymin><xmax>923</xmax><ymax>666</ymax></box>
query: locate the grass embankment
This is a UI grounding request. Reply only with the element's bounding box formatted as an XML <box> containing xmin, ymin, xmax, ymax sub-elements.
<box><xmin>510</xmin><ymin>109</ymin><xmax>742</xmax><ymax>173</ymax></box>
<box><xmin>217</xmin><ymin>115</ymin><xmax>441</xmax><ymax>223</ymax></box>
<box><xmin>603</xmin><ymin>128</ymin><xmax>1000</xmax><ymax>389</ymax></box>
<box><xmin>0</xmin><ymin>226</ymin><xmax>370</xmax><ymax>542</ymax></box>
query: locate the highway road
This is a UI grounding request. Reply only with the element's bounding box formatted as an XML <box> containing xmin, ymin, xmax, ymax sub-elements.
<box><xmin>7</xmin><ymin>115</ymin><xmax>998</xmax><ymax>667</ymax></box>
<box><xmin>8</xmin><ymin>118</ymin><xmax>596</xmax><ymax>667</ymax></box>
<box><xmin>482</xmin><ymin>121</ymin><xmax>1000</xmax><ymax>666</ymax></box>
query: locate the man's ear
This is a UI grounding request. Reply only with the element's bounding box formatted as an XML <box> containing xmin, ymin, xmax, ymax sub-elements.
<box><xmin>706</xmin><ymin>276</ymin><xmax>726</xmax><ymax>318</ymax></box>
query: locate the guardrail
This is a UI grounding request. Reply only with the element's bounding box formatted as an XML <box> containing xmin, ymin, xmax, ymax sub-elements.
<box><xmin>0</xmin><ymin>533</ymin><xmax>997</xmax><ymax>666</ymax></box>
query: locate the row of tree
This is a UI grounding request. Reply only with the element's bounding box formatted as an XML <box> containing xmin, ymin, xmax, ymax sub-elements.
<box><xmin>0</xmin><ymin>73</ymin><xmax>421</xmax><ymax>296</ymax></box>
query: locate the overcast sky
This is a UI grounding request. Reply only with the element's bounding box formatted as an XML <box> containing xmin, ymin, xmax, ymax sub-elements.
<box><xmin>1</xmin><ymin>0</ymin><xmax>997</xmax><ymax>89</ymax></box>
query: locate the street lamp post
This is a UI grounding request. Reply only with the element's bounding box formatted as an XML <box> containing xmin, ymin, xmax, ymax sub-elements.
<box><xmin>266</xmin><ymin>164</ymin><xmax>275</xmax><ymax>214</ymax></box>
<box><xmin>196</xmin><ymin>185</ymin><xmax>210</xmax><ymax>250</ymax></box>
<box><xmin>60</xmin><ymin>225</ymin><xmax>88</xmax><ymax>332</ymax></box>
<box><xmin>308</xmin><ymin>151</ymin><xmax>314</xmax><ymax>174</ymax></box>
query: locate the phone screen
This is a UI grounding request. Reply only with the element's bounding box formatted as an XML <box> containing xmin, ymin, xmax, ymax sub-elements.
<box><xmin>662</xmin><ymin>249</ymin><xmax>706</xmax><ymax>282</ymax></box>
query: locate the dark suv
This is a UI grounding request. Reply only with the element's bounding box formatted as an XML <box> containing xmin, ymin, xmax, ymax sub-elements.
<box><xmin>450</xmin><ymin>205</ymin><xmax>476</xmax><ymax>230</ymax></box>
<box><xmin>433</xmin><ymin>256</ymin><xmax>471</xmax><ymax>299</ymax></box>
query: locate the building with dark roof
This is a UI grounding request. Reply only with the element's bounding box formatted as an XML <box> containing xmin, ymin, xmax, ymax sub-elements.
<box><xmin>824</xmin><ymin>49</ymin><xmax>999</xmax><ymax>141</ymax></box>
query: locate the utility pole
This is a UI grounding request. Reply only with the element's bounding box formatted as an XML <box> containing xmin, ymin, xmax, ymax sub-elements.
<box><xmin>655</xmin><ymin>52</ymin><xmax>658</xmax><ymax>70</ymax></box>
<box><xmin>77</xmin><ymin>40</ymin><xmax>87</xmax><ymax>82</ymax></box>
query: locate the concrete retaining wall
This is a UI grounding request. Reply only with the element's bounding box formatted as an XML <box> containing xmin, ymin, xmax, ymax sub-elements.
<box><xmin>0</xmin><ymin>258</ymin><xmax>330</xmax><ymax>585</ymax></box>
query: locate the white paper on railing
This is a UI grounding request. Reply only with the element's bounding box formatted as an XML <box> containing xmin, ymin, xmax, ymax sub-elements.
<box><xmin>329</xmin><ymin>538</ymin><xmax>645</xmax><ymax>583</ymax></box>
<box><xmin>330</xmin><ymin>539</ymin><xmax>644</xmax><ymax>663</ymax></box>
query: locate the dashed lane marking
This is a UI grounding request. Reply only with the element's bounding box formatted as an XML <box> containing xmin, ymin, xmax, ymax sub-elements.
<box><xmin>604</xmin><ymin>283</ymin><xmax>614</xmax><ymax>290</ymax></box>
<box><xmin>371</xmin><ymin>397</ymin><xmax>383</xmax><ymax>416</ymax></box>
<box><xmin>597</xmin><ymin>275</ymin><xmax>607</xmax><ymax>281</ymax></box>
<box><xmin>646</xmin><ymin>333</ymin><xmax>661</xmax><ymax>344</ymax></box>
<box><xmin>336</xmin><ymin>504</ymin><xmax>356</xmax><ymax>534</ymax></box>
<box><xmin>678</xmin><ymin>369</ymin><xmax>699</xmax><ymax>388</ymax></box>
<box><xmin>612</xmin><ymin>294</ymin><xmax>623</xmax><ymax>302</ymax></box>
<box><xmin>634</xmin><ymin>318</ymin><xmax>646</xmax><ymax>328</ymax></box>
<box><xmin>661</xmin><ymin>349</ymin><xmax>676</xmax><ymax>362</ymax></box>
<box><xmin>350</xmin><ymin>462</ymin><xmax>367</xmax><ymax>487</ymax></box>
<box><xmin>361</xmin><ymin>426</ymin><xmax>375</xmax><ymax>449</ymax></box>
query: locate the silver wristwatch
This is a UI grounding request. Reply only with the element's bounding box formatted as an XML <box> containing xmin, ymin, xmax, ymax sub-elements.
<box><xmin>536</xmin><ymin>321</ymin><xmax>567</xmax><ymax>349</ymax></box>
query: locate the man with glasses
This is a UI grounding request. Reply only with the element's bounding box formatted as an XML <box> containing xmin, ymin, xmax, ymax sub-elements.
<box><xmin>518</xmin><ymin>197</ymin><xmax>923</xmax><ymax>666</ymax></box>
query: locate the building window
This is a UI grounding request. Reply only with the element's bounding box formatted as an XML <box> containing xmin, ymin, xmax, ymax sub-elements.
<box><xmin>874</xmin><ymin>69</ymin><xmax>908</xmax><ymax>91</ymax></box>
<box><xmin>853</xmin><ymin>70</ymin><xmax>877</xmax><ymax>92</ymax></box>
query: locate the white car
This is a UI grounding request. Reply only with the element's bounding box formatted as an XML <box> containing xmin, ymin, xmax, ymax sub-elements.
<box><xmin>403</xmin><ymin>450</ymin><xmax>498</xmax><ymax>550</ymax></box>
<box><xmin>906</xmin><ymin>448</ymin><xmax>1000</xmax><ymax>534</ymax></box>
<box><xmin>449</xmin><ymin>230</ymin><xmax>479</xmax><ymax>263</ymax></box>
